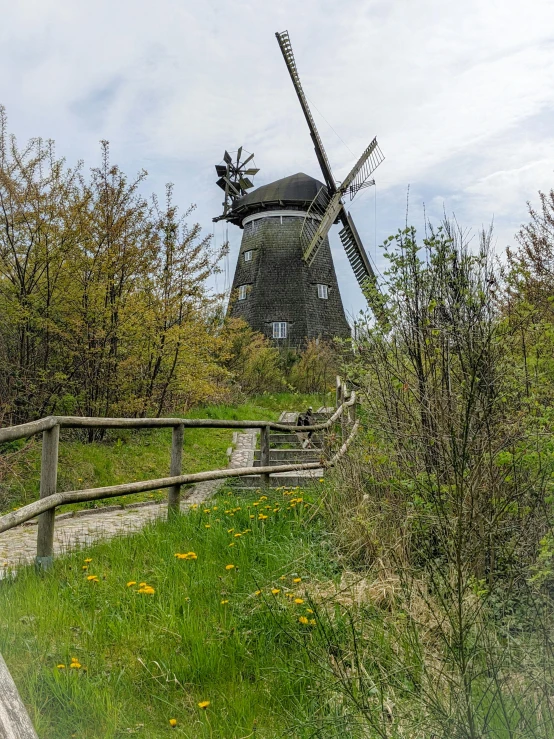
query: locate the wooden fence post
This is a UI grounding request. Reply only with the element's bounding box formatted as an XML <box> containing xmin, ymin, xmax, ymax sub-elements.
<box><xmin>260</xmin><ymin>425</ymin><xmax>270</xmax><ymax>487</ymax></box>
<box><xmin>0</xmin><ymin>653</ymin><xmax>39</xmax><ymax>738</ymax></box>
<box><xmin>168</xmin><ymin>424</ymin><xmax>184</xmax><ymax>516</ymax></box>
<box><xmin>36</xmin><ymin>424</ymin><xmax>60</xmax><ymax>572</ymax></box>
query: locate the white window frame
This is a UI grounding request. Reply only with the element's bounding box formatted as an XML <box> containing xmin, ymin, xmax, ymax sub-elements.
<box><xmin>317</xmin><ymin>283</ymin><xmax>329</xmax><ymax>299</ymax></box>
<box><xmin>238</xmin><ymin>285</ymin><xmax>248</xmax><ymax>301</ymax></box>
<box><xmin>244</xmin><ymin>250</ymin><xmax>253</xmax><ymax>262</ymax></box>
<box><xmin>272</xmin><ymin>322</ymin><xmax>287</xmax><ymax>339</ymax></box>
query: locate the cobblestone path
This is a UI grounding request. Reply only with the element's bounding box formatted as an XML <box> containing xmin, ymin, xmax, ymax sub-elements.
<box><xmin>0</xmin><ymin>429</ymin><xmax>258</xmax><ymax>576</ymax></box>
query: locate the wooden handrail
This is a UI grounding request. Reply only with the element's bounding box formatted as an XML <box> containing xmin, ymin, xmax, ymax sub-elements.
<box><xmin>0</xmin><ymin>653</ymin><xmax>39</xmax><ymax>738</ymax></box>
<box><xmin>0</xmin><ymin>381</ymin><xmax>358</xmax><ymax>569</ymax></box>
<box><xmin>0</xmin><ymin>393</ymin><xmax>355</xmax><ymax>444</ymax></box>
<box><xmin>0</xmin><ymin>421</ymin><xmax>359</xmax><ymax>535</ymax></box>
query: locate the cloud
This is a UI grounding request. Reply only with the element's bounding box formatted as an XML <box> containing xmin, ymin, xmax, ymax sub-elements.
<box><xmin>1</xmin><ymin>0</ymin><xmax>553</xmax><ymax>316</ymax></box>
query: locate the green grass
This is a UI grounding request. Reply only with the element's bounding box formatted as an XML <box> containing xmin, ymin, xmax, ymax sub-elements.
<box><xmin>0</xmin><ymin>485</ymin><xmax>341</xmax><ymax>738</ymax></box>
<box><xmin>0</xmin><ymin>393</ymin><xmax>326</xmax><ymax>515</ymax></box>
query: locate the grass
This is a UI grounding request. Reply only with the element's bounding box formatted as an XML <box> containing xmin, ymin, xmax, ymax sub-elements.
<box><xmin>0</xmin><ymin>484</ymin><xmax>342</xmax><ymax>738</ymax></box>
<box><xmin>0</xmin><ymin>393</ymin><xmax>326</xmax><ymax>515</ymax></box>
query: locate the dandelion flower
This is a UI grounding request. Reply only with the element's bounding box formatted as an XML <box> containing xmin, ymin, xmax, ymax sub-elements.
<box><xmin>169</xmin><ymin>718</ymin><xmax>177</xmax><ymax>727</ymax></box>
<box><xmin>84</xmin><ymin>558</ymin><xmax>92</xmax><ymax>563</ymax></box>
<box><xmin>319</xmin><ymin>478</ymin><xmax>324</xmax><ymax>482</ymax></box>
<box><xmin>254</xmin><ymin>590</ymin><xmax>261</xmax><ymax>596</ymax></box>
<box><xmin>310</xmin><ymin>619</ymin><xmax>316</xmax><ymax>625</ymax></box>
<box><xmin>69</xmin><ymin>661</ymin><xmax>82</xmax><ymax>669</ymax></box>
<box><xmin>293</xmin><ymin>577</ymin><xmax>302</xmax><ymax>583</ymax></box>
<box><xmin>294</xmin><ymin>598</ymin><xmax>304</xmax><ymax>604</ymax></box>
<box><xmin>225</xmin><ymin>564</ymin><xmax>235</xmax><ymax>571</ymax></box>
<box><xmin>227</xmin><ymin>528</ymin><xmax>234</xmax><ymax>533</ymax></box>
<box><xmin>82</xmin><ymin>565</ymin><xmax>88</xmax><ymax>570</ymax></box>
<box><xmin>198</xmin><ymin>700</ymin><xmax>210</xmax><ymax>709</ymax></box>
<box><xmin>86</xmin><ymin>575</ymin><xmax>99</xmax><ymax>582</ymax></box>
<box><xmin>299</xmin><ymin>616</ymin><xmax>309</xmax><ymax>625</ymax></box>
<box><xmin>126</xmin><ymin>581</ymin><xmax>137</xmax><ymax>587</ymax></box>
<box><xmin>234</xmin><ymin>533</ymin><xmax>241</xmax><ymax>538</ymax></box>
<box><xmin>220</xmin><ymin>599</ymin><xmax>229</xmax><ymax>604</ymax></box>
<box><xmin>271</xmin><ymin>588</ymin><xmax>280</xmax><ymax>595</ymax></box>
<box><xmin>205</xmin><ymin>524</ymin><xmax>211</xmax><ymax>528</ymax></box>
<box><xmin>249</xmin><ymin>515</ymin><xmax>255</xmax><ymax>519</ymax></box>
<box><xmin>137</xmin><ymin>586</ymin><xmax>155</xmax><ymax>594</ymax></box>
<box><xmin>139</xmin><ymin>582</ymin><xmax>147</xmax><ymax>587</ymax></box>
<box><xmin>57</xmin><ymin>664</ymin><xmax>65</xmax><ymax>669</ymax></box>
<box><xmin>306</xmin><ymin>608</ymin><xmax>314</xmax><ymax>614</ymax></box>
<box><xmin>258</xmin><ymin>514</ymin><xmax>268</xmax><ymax>520</ymax></box>
<box><xmin>229</xmin><ymin>543</ymin><xmax>235</xmax><ymax>547</ymax></box>
<box><xmin>279</xmin><ymin>575</ymin><xmax>286</xmax><ymax>580</ymax></box>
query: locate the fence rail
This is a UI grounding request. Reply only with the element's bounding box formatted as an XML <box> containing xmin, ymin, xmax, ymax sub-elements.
<box><xmin>0</xmin><ymin>379</ymin><xmax>357</xmax><ymax>570</ymax></box>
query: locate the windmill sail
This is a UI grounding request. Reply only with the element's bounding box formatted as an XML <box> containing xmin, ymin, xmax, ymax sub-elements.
<box><xmin>275</xmin><ymin>31</ymin><xmax>336</xmax><ymax>192</ymax></box>
<box><xmin>301</xmin><ymin>138</ymin><xmax>383</xmax><ymax>265</ymax></box>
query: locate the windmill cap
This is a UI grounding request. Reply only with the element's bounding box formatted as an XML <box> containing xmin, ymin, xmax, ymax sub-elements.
<box><xmin>229</xmin><ymin>172</ymin><xmax>327</xmax><ymax>227</ymax></box>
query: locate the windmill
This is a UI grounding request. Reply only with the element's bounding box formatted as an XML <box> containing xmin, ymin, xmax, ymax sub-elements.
<box><xmin>275</xmin><ymin>30</ymin><xmax>384</xmax><ymax>302</ymax></box>
<box><xmin>212</xmin><ymin>30</ymin><xmax>385</xmax><ymax>347</ymax></box>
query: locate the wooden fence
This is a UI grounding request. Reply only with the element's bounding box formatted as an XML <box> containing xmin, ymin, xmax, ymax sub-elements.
<box><xmin>0</xmin><ymin>381</ymin><xmax>358</xmax><ymax>570</ymax></box>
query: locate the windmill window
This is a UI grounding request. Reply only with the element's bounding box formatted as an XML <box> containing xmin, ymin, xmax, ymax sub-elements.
<box><xmin>244</xmin><ymin>250</ymin><xmax>253</xmax><ymax>262</ymax></box>
<box><xmin>272</xmin><ymin>322</ymin><xmax>287</xmax><ymax>339</ymax></box>
<box><xmin>317</xmin><ymin>284</ymin><xmax>329</xmax><ymax>299</ymax></box>
<box><xmin>238</xmin><ymin>285</ymin><xmax>248</xmax><ymax>301</ymax></box>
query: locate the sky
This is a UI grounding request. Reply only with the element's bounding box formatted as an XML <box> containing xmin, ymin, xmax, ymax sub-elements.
<box><xmin>1</xmin><ymin>0</ymin><xmax>554</xmax><ymax>321</ymax></box>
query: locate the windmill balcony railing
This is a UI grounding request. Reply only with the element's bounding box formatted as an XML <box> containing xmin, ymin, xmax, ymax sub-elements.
<box><xmin>0</xmin><ymin>379</ymin><xmax>358</xmax><ymax>570</ymax></box>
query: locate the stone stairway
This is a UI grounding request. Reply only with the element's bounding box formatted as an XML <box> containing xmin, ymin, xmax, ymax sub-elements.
<box><xmin>232</xmin><ymin>408</ymin><xmax>331</xmax><ymax>488</ymax></box>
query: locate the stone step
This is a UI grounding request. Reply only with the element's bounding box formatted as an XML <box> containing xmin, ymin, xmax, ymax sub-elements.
<box><xmin>269</xmin><ymin>433</ymin><xmax>324</xmax><ymax>445</ymax></box>
<box><xmin>253</xmin><ymin>450</ymin><xmax>323</xmax><ymax>463</ymax></box>
<box><xmin>234</xmin><ymin>470</ymin><xmax>325</xmax><ymax>488</ymax></box>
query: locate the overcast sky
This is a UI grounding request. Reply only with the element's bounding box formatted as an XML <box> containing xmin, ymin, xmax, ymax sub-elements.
<box><xmin>2</xmin><ymin>0</ymin><xmax>554</xmax><ymax>319</ymax></box>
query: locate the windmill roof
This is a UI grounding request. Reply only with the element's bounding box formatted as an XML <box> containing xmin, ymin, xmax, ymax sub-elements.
<box><xmin>229</xmin><ymin>172</ymin><xmax>327</xmax><ymax>226</ymax></box>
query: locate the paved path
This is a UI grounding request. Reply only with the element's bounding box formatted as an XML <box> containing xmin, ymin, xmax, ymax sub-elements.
<box><xmin>0</xmin><ymin>429</ymin><xmax>258</xmax><ymax>576</ymax></box>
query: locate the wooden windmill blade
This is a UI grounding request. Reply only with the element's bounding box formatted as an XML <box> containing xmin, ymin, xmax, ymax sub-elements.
<box><xmin>302</xmin><ymin>138</ymin><xmax>384</xmax><ymax>264</ymax></box>
<box><xmin>275</xmin><ymin>30</ymin><xmax>336</xmax><ymax>193</ymax></box>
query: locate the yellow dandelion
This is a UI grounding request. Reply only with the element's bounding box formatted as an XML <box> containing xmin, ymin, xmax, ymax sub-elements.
<box><xmin>86</xmin><ymin>575</ymin><xmax>99</xmax><ymax>582</ymax></box>
<box><xmin>227</xmin><ymin>528</ymin><xmax>234</xmax><ymax>533</ymax></box>
<box><xmin>258</xmin><ymin>514</ymin><xmax>268</xmax><ymax>520</ymax></box>
<box><xmin>69</xmin><ymin>661</ymin><xmax>82</xmax><ymax>669</ymax></box>
<box><xmin>137</xmin><ymin>586</ymin><xmax>155</xmax><ymax>594</ymax></box>
<box><xmin>286</xmin><ymin>593</ymin><xmax>294</xmax><ymax>599</ymax></box>
<box><xmin>169</xmin><ymin>718</ymin><xmax>177</xmax><ymax>727</ymax></box>
<box><xmin>126</xmin><ymin>581</ymin><xmax>137</xmax><ymax>587</ymax></box>
<box><xmin>225</xmin><ymin>564</ymin><xmax>235</xmax><ymax>571</ymax></box>
<box><xmin>253</xmin><ymin>502</ymin><xmax>259</xmax><ymax>506</ymax></box>
<box><xmin>220</xmin><ymin>599</ymin><xmax>229</xmax><ymax>604</ymax></box>
<box><xmin>294</xmin><ymin>598</ymin><xmax>304</xmax><ymax>604</ymax></box>
<box><xmin>205</xmin><ymin>524</ymin><xmax>211</xmax><ymax>528</ymax></box>
<box><xmin>234</xmin><ymin>533</ymin><xmax>242</xmax><ymax>538</ymax></box>
<box><xmin>293</xmin><ymin>577</ymin><xmax>302</xmax><ymax>583</ymax></box>
<box><xmin>279</xmin><ymin>575</ymin><xmax>286</xmax><ymax>580</ymax></box>
<box><xmin>203</xmin><ymin>509</ymin><xmax>210</xmax><ymax>514</ymax></box>
<box><xmin>273</xmin><ymin>508</ymin><xmax>279</xmax><ymax>512</ymax></box>
<box><xmin>198</xmin><ymin>700</ymin><xmax>210</xmax><ymax>709</ymax></box>
<box><xmin>212</xmin><ymin>506</ymin><xmax>218</xmax><ymax>511</ymax></box>
<box><xmin>84</xmin><ymin>558</ymin><xmax>92</xmax><ymax>563</ymax></box>
<box><xmin>82</xmin><ymin>565</ymin><xmax>88</xmax><ymax>570</ymax></box>
<box><xmin>229</xmin><ymin>542</ymin><xmax>235</xmax><ymax>547</ymax></box>
<box><xmin>299</xmin><ymin>616</ymin><xmax>309</xmax><ymax>625</ymax></box>
<box><xmin>310</xmin><ymin>619</ymin><xmax>316</xmax><ymax>625</ymax></box>
<box><xmin>319</xmin><ymin>478</ymin><xmax>324</xmax><ymax>482</ymax></box>
<box><xmin>271</xmin><ymin>588</ymin><xmax>280</xmax><ymax>595</ymax></box>
<box><xmin>57</xmin><ymin>664</ymin><xmax>65</xmax><ymax>669</ymax></box>
<box><xmin>306</xmin><ymin>608</ymin><xmax>314</xmax><ymax>614</ymax></box>
<box><xmin>249</xmin><ymin>515</ymin><xmax>255</xmax><ymax>519</ymax></box>
<box><xmin>254</xmin><ymin>590</ymin><xmax>262</xmax><ymax>596</ymax></box>
<box><xmin>139</xmin><ymin>582</ymin><xmax>147</xmax><ymax>586</ymax></box>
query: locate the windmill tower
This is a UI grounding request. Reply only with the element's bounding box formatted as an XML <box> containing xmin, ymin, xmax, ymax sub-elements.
<box><xmin>213</xmin><ymin>30</ymin><xmax>384</xmax><ymax>346</ymax></box>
